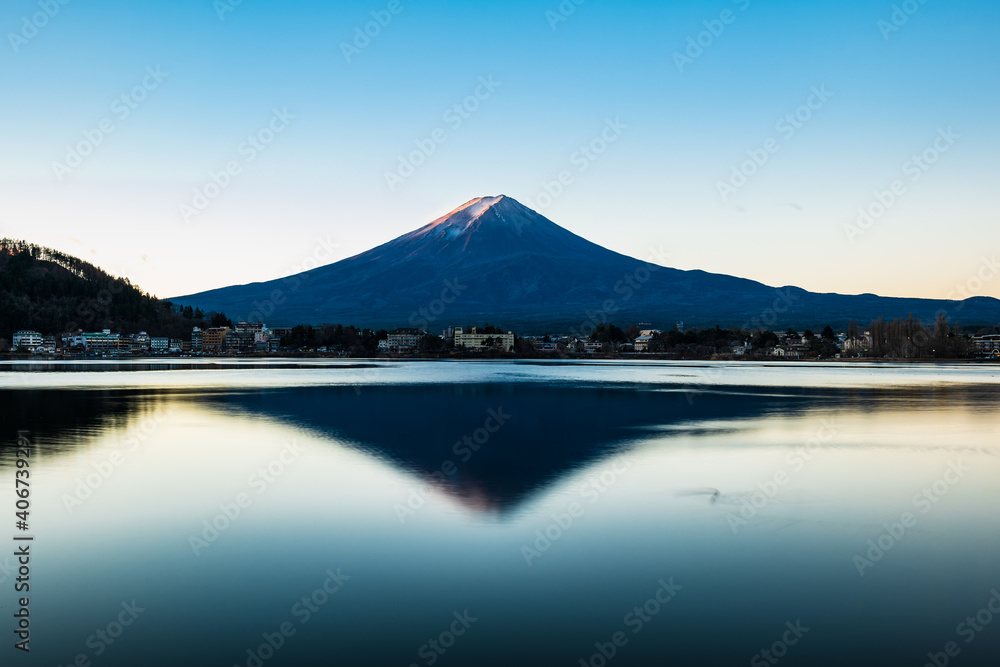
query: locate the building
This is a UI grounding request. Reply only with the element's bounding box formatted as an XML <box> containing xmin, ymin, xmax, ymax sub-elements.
<box><xmin>61</xmin><ymin>332</ymin><xmax>86</xmax><ymax>350</ymax></box>
<box><xmin>783</xmin><ymin>341</ymin><xmax>811</xmax><ymax>359</ymax></box>
<box><xmin>84</xmin><ymin>330</ymin><xmax>121</xmax><ymax>354</ymax></box>
<box><xmin>201</xmin><ymin>327</ymin><xmax>229</xmax><ymax>353</ymax></box>
<box><xmin>843</xmin><ymin>334</ymin><xmax>871</xmax><ymax>356</ymax></box>
<box><xmin>454</xmin><ymin>327</ymin><xmax>514</xmax><ymax>352</ymax></box>
<box><xmin>191</xmin><ymin>327</ymin><xmax>203</xmax><ymax>352</ymax></box>
<box><xmin>128</xmin><ymin>332</ymin><xmax>151</xmax><ymax>354</ymax></box>
<box><xmin>151</xmin><ymin>337</ymin><xmax>170</xmax><ymax>353</ymax></box>
<box><xmin>169</xmin><ymin>339</ymin><xmax>184</xmax><ymax>353</ymax></box>
<box><xmin>227</xmin><ymin>330</ymin><xmax>256</xmax><ymax>353</ymax></box>
<box><xmin>633</xmin><ymin>330</ymin><xmax>661</xmax><ymax>352</ymax></box>
<box><xmin>12</xmin><ymin>330</ymin><xmax>42</xmax><ymax>351</ymax></box>
<box><xmin>38</xmin><ymin>335</ymin><xmax>57</xmax><ymax>353</ymax></box>
<box><xmin>731</xmin><ymin>339</ymin><xmax>752</xmax><ymax>356</ymax></box>
<box><xmin>235</xmin><ymin>321</ymin><xmax>265</xmax><ymax>334</ymax></box>
<box><xmin>634</xmin><ymin>335</ymin><xmax>654</xmax><ymax>352</ymax></box>
<box><xmin>971</xmin><ymin>334</ymin><xmax>1000</xmax><ymax>358</ymax></box>
<box><xmin>382</xmin><ymin>328</ymin><xmax>426</xmax><ymax>353</ymax></box>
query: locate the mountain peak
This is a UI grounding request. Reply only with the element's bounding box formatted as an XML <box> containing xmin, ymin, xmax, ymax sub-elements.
<box><xmin>436</xmin><ymin>194</ymin><xmax>512</xmax><ymax>223</ymax></box>
<box><xmin>406</xmin><ymin>194</ymin><xmax>533</xmax><ymax>242</ymax></box>
<box><xmin>381</xmin><ymin>193</ymin><xmax>618</xmax><ymax>265</ymax></box>
<box><xmin>172</xmin><ymin>194</ymin><xmax>1000</xmax><ymax>331</ymax></box>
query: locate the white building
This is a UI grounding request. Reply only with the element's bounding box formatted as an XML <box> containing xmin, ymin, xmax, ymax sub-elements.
<box><xmin>731</xmin><ymin>339</ymin><xmax>752</xmax><ymax>356</ymax></box>
<box><xmin>383</xmin><ymin>329</ymin><xmax>426</xmax><ymax>352</ymax></box>
<box><xmin>633</xmin><ymin>329</ymin><xmax>661</xmax><ymax>352</ymax></box>
<box><xmin>61</xmin><ymin>332</ymin><xmax>87</xmax><ymax>350</ymax></box>
<box><xmin>454</xmin><ymin>327</ymin><xmax>514</xmax><ymax>352</ymax></box>
<box><xmin>12</xmin><ymin>330</ymin><xmax>42</xmax><ymax>351</ymax></box>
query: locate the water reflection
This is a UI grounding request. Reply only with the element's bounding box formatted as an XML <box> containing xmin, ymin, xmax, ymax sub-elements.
<box><xmin>0</xmin><ymin>388</ymin><xmax>169</xmax><ymax>454</ymax></box>
<box><xmin>1</xmin><ymin>384</ymin><xmax>826</xmax><ymax>513</ymax></box>
<box><xmin>200</xmin><ymin>384</ymin><xmax>824</xmax><ymax>514</ymax></box>
<box><xmin>1</xmin><ymin>378</ymin><xmax>998</xmax><ymax>666</ymax></box>
<box><xmin>4</xmin><ymin>382</ymin><xmax>997</xmax><ymax>515</ymax></box>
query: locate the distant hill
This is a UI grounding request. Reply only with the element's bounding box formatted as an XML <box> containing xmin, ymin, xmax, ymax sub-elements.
<box><xmin>0</xmin><ymin>239</ymin><xmax>217</xmax><ymax>342</ymax></box>
<box><xmin>171</xmin><ymin>195</ymin><xmax>1000</xmax><ymax>332</ymax></box>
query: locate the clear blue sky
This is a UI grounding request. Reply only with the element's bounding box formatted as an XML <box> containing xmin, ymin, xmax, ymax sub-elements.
<box><xmin>1</xmin><ymin>0</ymin><xmax>998</xmax><ymax>300</ymax></box>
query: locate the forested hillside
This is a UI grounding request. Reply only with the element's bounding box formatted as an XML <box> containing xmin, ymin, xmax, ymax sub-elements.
<box><xmin>0</xmin><ymin>239</ymin><xmax>220</xmax><ymax>342</ymax></box>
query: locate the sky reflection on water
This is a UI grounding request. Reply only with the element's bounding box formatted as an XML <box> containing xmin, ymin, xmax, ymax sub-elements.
<box><xmin>0</xmin><ymin>362</ymin><xmax>997</xmax><ymax>666</ymax></box>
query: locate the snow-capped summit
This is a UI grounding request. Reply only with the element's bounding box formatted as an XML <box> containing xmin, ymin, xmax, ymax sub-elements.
<box><xmin>386</xmin><ymin>194</ymin><xmax>623</xmax><ymax>264</ymax></box>
<box><xmin>403</xmin><ymin>195</ymin><xmax>519</xmax><ymax>241</ymax></box>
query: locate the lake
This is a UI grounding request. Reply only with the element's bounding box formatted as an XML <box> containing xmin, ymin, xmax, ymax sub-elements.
<box><xmin>1</xmin><ymin>360</ymin><xmax>999</xmax><ymax>666</ymax></box>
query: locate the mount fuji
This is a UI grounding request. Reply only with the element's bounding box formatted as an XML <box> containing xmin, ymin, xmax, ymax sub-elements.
<box><xmin>172</xmin><ymin>195</ymin><xmax>1000</xmax><ymax>331</ymax></box>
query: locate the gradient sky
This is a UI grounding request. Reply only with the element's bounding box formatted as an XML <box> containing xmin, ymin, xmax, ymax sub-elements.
<box><xmin>1</xmin><ymin>0</ymin><xmax>998</xmax><ymax>300</ymax></box>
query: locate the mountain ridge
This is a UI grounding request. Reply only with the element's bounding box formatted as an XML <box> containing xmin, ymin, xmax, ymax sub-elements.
<box><xmin>171</xmin><ymin>196</ymin><xmax>1000</xmax><ymax>332</ymax></box>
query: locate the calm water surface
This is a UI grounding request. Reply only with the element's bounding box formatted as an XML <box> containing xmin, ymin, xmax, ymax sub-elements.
<box><xmin>1</xmin><ymin>360</ymin><xmax>998</xmax><ymax>666</ymax></box>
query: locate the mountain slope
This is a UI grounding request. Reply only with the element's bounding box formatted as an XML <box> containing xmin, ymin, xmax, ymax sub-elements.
<box><xmin>0</xmin><ymin>239</ymin><xmax>216</xmax><ymax>340</ymax></box>
<box><xmin>172</xmin><ymin>196</ymin><xmax>1000</xmax><ymax>331</ymax></box>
